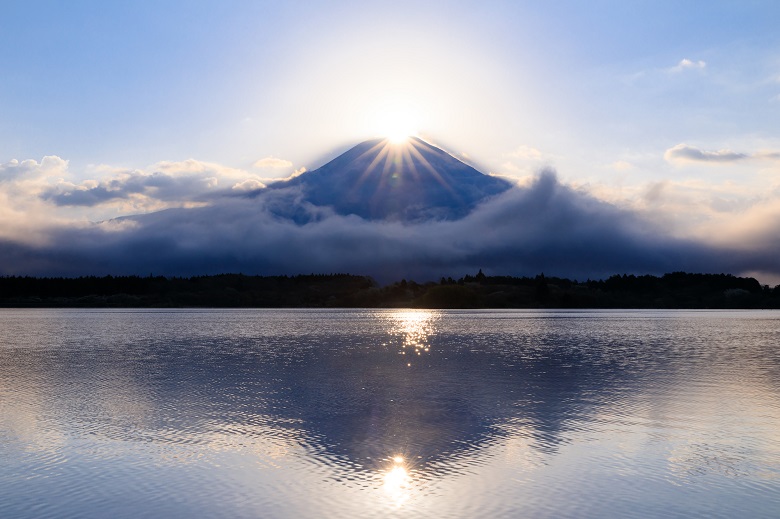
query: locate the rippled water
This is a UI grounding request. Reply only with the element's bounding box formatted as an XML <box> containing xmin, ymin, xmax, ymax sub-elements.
<box><xmin>1</xmin><ymin>309</ymin><xmax>779</xmax><ymax>518</ymax></box>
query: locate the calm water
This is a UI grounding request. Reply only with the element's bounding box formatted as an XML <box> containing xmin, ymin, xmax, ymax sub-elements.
<box><xmin>1</xmin><ymin>309</ymin><xmax>779</xmax><ymax>518</ymax></box>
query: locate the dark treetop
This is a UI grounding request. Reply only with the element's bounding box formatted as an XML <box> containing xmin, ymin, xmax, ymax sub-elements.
<box><xmin>1</xmin><ymin>271</ymin><xmax>779</xmax><ymax>308</ymax></box>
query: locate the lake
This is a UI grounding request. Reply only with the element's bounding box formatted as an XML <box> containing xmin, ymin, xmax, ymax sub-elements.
<box><xmin>1</xmin><ymin>309</ymin><xmax>779</xmax><ymax>518</ymax></box>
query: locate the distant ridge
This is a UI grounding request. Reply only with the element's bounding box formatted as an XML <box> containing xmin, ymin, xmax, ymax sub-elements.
<box><xmin>266</xmin><ymin>137</ymin><xmax>512</xmax><ymax>222</ymax></box>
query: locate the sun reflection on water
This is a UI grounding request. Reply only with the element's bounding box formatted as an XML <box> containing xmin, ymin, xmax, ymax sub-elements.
<box><xmin>382</xmin><ymin>455</ymin><xmax>413</xmax><ymax>507</ymax></box>
<box><xmin>390</xmin><ymin>310</ymin><xmax>436</xmax><ymax>366</ymax></box>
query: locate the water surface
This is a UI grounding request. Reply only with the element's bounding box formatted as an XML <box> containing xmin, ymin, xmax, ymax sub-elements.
<box><xmin>1</xmin><ymin>309</ymin><xmax>779</xmax><ymax>518</ymax></box>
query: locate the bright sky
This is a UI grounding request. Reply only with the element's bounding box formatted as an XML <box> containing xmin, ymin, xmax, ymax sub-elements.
<box><xmin>2</xmin><ymin>1</ymin><xmax>780</xmax><ymax>281</ymax></box>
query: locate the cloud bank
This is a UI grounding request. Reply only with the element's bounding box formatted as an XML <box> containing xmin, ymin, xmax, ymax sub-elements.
<box><xmin>2</xmin><ymin>168</ymin><xmax>779</xmax><ymax>284</ymax></box>
<box><xmin>2</xmin><ymin>148</ymin><xmax>780</xmax><ymax>284</ymax></box>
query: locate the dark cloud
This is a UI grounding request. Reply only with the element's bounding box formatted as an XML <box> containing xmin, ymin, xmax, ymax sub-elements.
<box><xmin>3</xmin><ymin>170</ymin><xmax>778</xmax><ymax>283</ymax></box>
<box><xmin>45</xmin><ymin>185</ymin><xmax>135</xmax><ymax>206</ymax></box>
<box><xmin>664</xmin><ymin>144</ymin><xmax>748</xmax><ymax>164</ymax></box>
<box><xmin>42</xmin><ymin>169</ymin><xmax>222</xmax><ymax>206</ymax></box>
<box><xmin>664</xmin><ymin>144</ymin><xmax>780</xmax><ymax>167</ymax></box>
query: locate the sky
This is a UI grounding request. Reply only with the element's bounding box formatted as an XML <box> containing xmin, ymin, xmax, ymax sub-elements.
<box><xmin>2</xmin><ymin>1</ymin><xmax>780</xmax><ymax>283</ymax></box>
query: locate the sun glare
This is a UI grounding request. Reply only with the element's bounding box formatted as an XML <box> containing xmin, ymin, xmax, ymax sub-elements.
<box><xmin>387</xmin><ymin>130</ymin><xmax>413</xmax><ymax>144</ymax></box>
<box><xmin>370</xmin><ymin>102</ymin><xmax>421</xmax><ymax>145</ymax></box>
<box><xmin>383</xmin><ymin>117</ymin><xmax>417</xmax><ymax>144</ymax></box>
<box><xmin>382</xmin><ymin>455</ymin><xmax>413</xmax><ymax>507</ymax></box>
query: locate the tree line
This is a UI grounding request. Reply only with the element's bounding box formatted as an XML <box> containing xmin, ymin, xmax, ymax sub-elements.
<box><xmin>1</xmin><ymin>271</ymin><xmax>779</xmax><ymax>309</ymax></box>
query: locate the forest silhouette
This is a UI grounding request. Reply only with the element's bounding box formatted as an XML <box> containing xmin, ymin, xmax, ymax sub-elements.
<box><xmin>1</xmin><ymin>271</ymin><xmax>779</xmax><ymax>309</ymax></box>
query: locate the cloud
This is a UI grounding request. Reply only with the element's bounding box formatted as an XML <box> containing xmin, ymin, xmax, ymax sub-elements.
<box><xmin>664</xmin><ymin>144</ymin><xmax>780</xmax><ymax>164</ymax></box>
<box><xmin>664</xmin><ymin>144</ymin><xmax>748</xmax><ymax>164</ymax></box>
<box><xmin>250</xmin><ymin>167</ymin><xmax>308</xmax><ymax>186</ymax></box>
<box><xmin>0</xmin><ymin>156</ymin><xmax>69</xmax><ymax>183</ymax></box>
<box><xmin>3</xmin><ymin>157</ymin><xmax>780</xmax><ymax>283</ymax></box>
<box><xmin>507</xmin><ymin>145</ymin><xmax>543</xmax><ymax>161</ymax></box>
<box><xmin>642</xmin><ymin>181</ymin><xmax>668</xmax><ymax>204</ymax></box>
<box><xmin>625</xmin><ymin>58</ymin><xmax>708</xmax><ymax>86</ymax></box>
<box><xmin>291</xmin><ymin>167</ymin><xmax>307</xmax><ymax>178</ymax></box>
<box><xmin>44</xmin><ymin>170</ymin><xmax>214</xmax><ymax>207</ymax></box>
<box><xmin>0</xmin><ymin>169</ymin><xmax>758</xmax><ymax>282</ymax></box>
<box><xmin>669</xmin><ymin>58</ymin><xmax>706</xmax><ymax>73</ymax></box>
<box><xmin>499</xmin><ymin>145</ymin><xmax>549</xmax><ymax>176</ymax></box>
<box><xmin>232</xmin><ymin>179</ymin><xmax>267</xmax><ymax>191</ymax></box>
<box><xmin>252</xmin><ymin>157</ymin><xmax>293</xmax><ymax>169</ymax></box>
<box><xmin>0</xmin><ymin>156</ymin><xmax>76</xmax><ymax>244</ymax></box>
<box><xmin>41</xmin><ymin>159</ymin><xmax>262</xmax><ymax>210</ymax></box>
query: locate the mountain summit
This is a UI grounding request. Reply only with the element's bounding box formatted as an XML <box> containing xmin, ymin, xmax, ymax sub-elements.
<box><xmin>268</xmin><ymin>137</ymin><xmax>512</xmax><ymax>222</ymax></box>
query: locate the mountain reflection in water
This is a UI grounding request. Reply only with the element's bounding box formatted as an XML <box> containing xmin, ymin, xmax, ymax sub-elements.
<box><xmin>1</xmin><ymin>309</ymin><xmax>779</xmax><ymax>518</ymax></box>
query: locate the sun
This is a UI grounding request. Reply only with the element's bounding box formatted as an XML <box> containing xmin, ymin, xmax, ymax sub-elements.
<box><xmin>380</xmin><ymin>114</ymin><xmax>418</xmax><ymax>144</ymax></box>
<box><xmin>370</xmin><ymin>102</ymin><xmax>421</xmax><ymax>144</ymax></box>
<box><xmin>387</xmin><ymin>129</ymin><xmax>414</xmax><ymax>144</ymax></box>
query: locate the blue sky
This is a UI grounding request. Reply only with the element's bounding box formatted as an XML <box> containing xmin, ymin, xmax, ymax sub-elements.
<box><xmin>2</xmin><ymin>1</ymin><xmax>780</xmax><ymax>282</ymax></box>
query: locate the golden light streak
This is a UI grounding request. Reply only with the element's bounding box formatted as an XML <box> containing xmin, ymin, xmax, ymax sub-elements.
<box><xmin>346</xmin><ymin>138</ymin><xmax>460</xmax><ymax>209</ymax></box>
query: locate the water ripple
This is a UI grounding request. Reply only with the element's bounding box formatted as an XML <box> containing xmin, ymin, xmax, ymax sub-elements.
<box><xmin>1</xmin><ymin>309</ymin><xmax>779</xmax><ymax>518</ymax></box>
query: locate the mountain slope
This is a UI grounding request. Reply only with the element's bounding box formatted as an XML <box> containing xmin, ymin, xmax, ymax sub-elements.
<box><xmin>267</xmin><ymin>137</ymin><xmax>512</xmax><ymax>222</ymax></box>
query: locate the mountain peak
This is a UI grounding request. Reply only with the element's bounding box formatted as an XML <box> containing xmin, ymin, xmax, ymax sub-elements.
<box><xmin>269</xmin><ymin>137</ymin><xmax>512</xmax><ymax>222</ymax></box>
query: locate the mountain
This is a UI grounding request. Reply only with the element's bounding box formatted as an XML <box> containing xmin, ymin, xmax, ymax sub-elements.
<box><xmin>264</xmin><ymin>137</ymin><xmax>512</xmax><ymax>222</ymax></box>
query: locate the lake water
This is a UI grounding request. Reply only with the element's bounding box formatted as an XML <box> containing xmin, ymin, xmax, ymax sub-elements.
<box><xmin>1</xmin><ymin>309</ymin><xmax>779</xmax><ymax>518</ymax></box>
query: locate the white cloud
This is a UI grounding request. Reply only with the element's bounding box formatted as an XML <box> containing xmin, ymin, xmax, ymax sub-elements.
<box><xmin>252</xmin><ymin>157</ymin><xmax>293</xmax><ymax>169</ymax></box>
<box><xmin>154</xmin><ymin>159</ymin><xmax>247</xmax><ymax>178</ymax></box>
<box><xmin>507</xmin><ymin>145</ymin><xmax>544</xmax><ymax>160</ymax></box>
<box><xmin>0</xmin><ymin>155</ymin><xmax>276</xmax><ymax>235</ymax></box>
<box><xmin>499</xmin><ymin>145</ymin><xmax>549</xmax><ymax>177</ymax></box>
<box><xmin>669</xmin><ymin>58</ymin><xmax>706</xmax><ymax>73</ymax></box>
<box><xmin>232</xmin><ymin>179</ymin><xmax>266</xmax><ymax>191</ymax></box>
<box><xmin>291</xmin><ymin>167</ymin><xmax>307</xmax><ymax>178</ymax></box>
<box><xmin>41</xmin><ymin>159</ymin><xmax>263</xmax><ymax>212</ymax></box>
<box><xmin>0</xmin><ymin>156</ymin><xmax>73</xmax><ymax>244</ymax></box>
<box><xmin>629</xmin><ymin>178</ymin><xmax>780</xmax><ymax>247</ymax></box>
<box><xmin>0</xmin><ymin>156</ymin><xmax>68</xmax><ymax>183</ymax></box>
